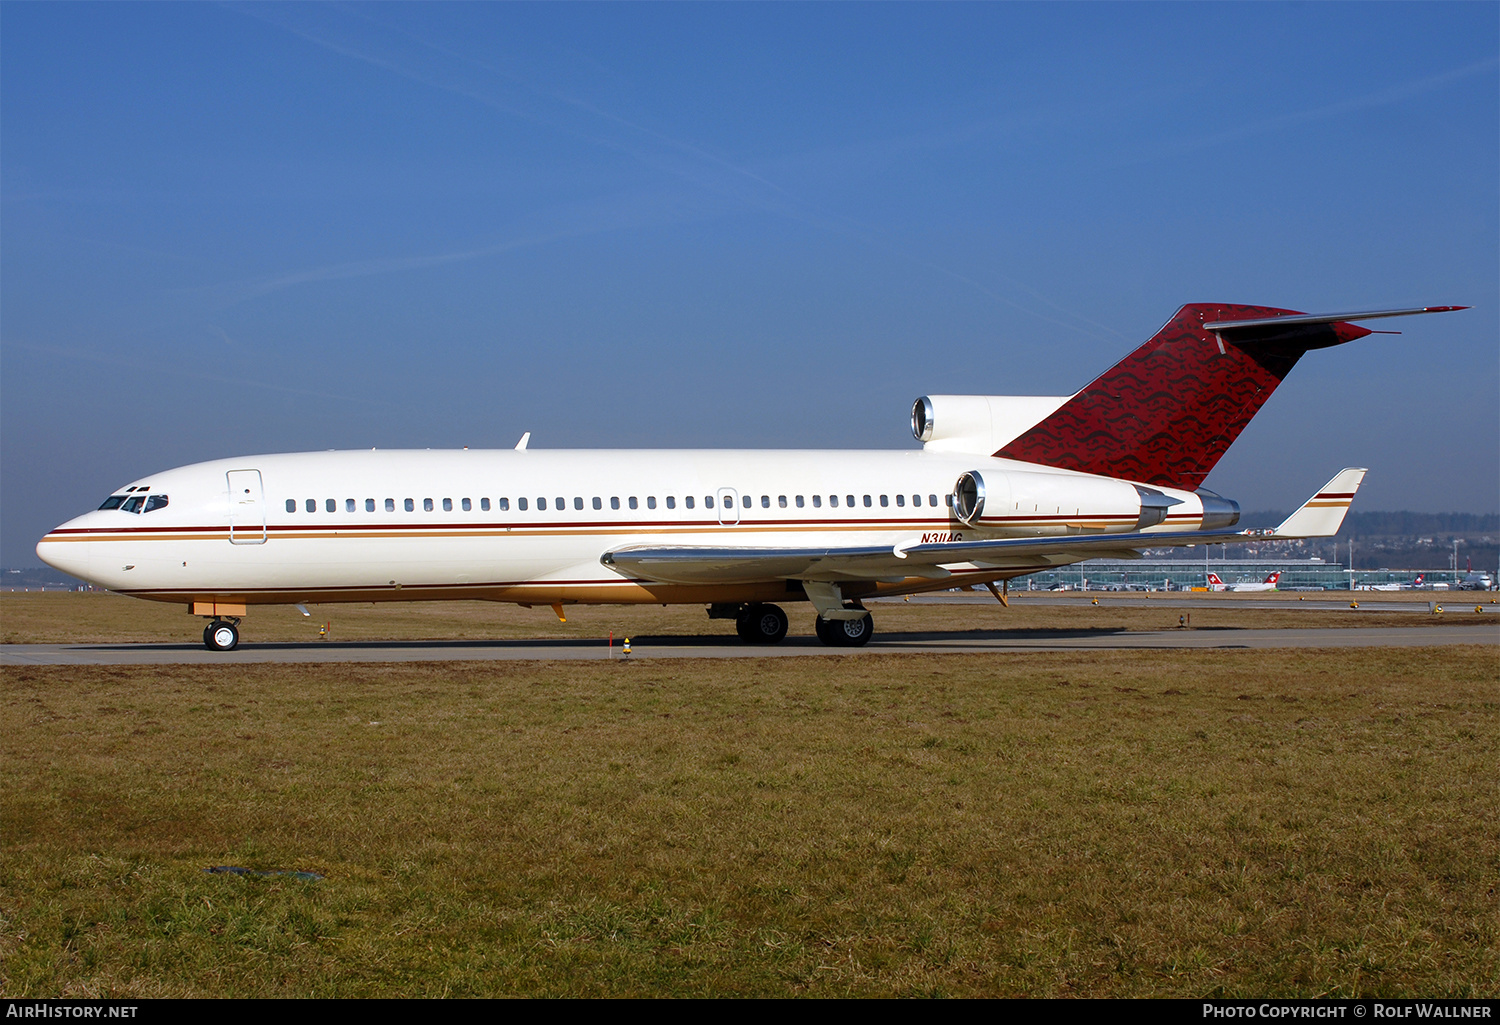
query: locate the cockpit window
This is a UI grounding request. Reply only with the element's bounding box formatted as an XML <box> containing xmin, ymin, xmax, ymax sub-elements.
<box><xmin>107</xmin><ymin>492</ymin><xmax>169</xmax><ymax>514</ymax></box>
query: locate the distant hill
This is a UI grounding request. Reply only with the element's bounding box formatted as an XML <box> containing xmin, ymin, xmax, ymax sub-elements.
<box><xmin>1235</xmin><ymin>511</ymin><xmax>1497</xmax><ymax>571</ymax></box>
<box><xmin>1238</xmin><ymin>511</ymin><xmax>1499</xmax><ymax>536</ymax></box>
<box><xmin>2</xmin><ymin>567</ymin><xmax>86</xmax><ymax>590</ymax></box>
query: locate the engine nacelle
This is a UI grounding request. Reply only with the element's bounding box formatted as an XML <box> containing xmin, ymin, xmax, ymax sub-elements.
<box><xmin>950</xmin><ymin>468</ymin><xmax>1150</xmax><ymax>534</ymax></box>
<box><xmin>913</xmin><ymin>395</ymin><xmax>1070</xmax><ymax>455</ymax></box>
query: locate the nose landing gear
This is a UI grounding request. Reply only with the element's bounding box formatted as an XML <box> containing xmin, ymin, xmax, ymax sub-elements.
<box><xmin>203</xmin><ymin>620</ymin><xmax>240</xmax><ymax>651</ymax></box>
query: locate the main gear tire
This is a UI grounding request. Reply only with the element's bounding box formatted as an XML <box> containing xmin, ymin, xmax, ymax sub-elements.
<box><xmin>814</xmin><ymin>612</ymin><xmax>873</xmax><ymax>647</ymax></box>
<box><xmin>736</xmin><ymin>603</ymin><xmax>789</xmax><ymax>644</ymax></box>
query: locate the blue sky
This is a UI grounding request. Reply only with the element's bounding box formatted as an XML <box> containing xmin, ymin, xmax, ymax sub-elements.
<box><xmin>3</xmin><ymin>2</ymin><xmax>1496</xmax><ymax>564</ymax></box>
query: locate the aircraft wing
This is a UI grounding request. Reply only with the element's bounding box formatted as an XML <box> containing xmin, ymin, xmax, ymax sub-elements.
<box><xmin>602</xmin><ymin>468</ymin><xmax>1366</xmax><ymax>586</ymax></box>
<box><xmin>603</xmin><ymin>528</ymin><xmax>1250</xmax><ymax>584</ymax></box>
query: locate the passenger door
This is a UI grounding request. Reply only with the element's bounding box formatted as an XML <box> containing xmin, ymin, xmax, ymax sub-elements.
<box><xmin>227</xmin><ymin>469</ymin><xmax>267</xmax><ymax>544</ymax></box>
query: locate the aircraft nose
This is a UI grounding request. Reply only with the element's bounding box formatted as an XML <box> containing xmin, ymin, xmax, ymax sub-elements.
<box><xmin>36</xmin><ymin>522</ymin><xmax>93</xmax><ymax>582</ymax></box>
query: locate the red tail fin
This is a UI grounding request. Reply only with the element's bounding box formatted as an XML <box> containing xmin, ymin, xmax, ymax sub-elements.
<box><xmin>996</xmin><ymin>304</ymin><xmax>1371</xmax><ymax>490</ymax></box>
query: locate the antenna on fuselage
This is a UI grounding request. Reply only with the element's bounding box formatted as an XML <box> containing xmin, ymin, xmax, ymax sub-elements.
<box><xmin>514</xmin><ymin>432</ymin><xmax>531</xmax><ymax>451</ymax></box>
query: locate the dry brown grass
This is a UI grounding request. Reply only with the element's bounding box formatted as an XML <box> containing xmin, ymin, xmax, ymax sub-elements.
<box><xmin>2</xmin><ymin>590</ymin><xmax>1490</xmax><ymax>646</ymax></box>
<box><xmin>2</xmin><ymin>647</ymin><xmax>1495</xmax><ymax>997</ymax></box>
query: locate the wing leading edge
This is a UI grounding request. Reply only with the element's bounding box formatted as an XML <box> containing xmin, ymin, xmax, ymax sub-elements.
<box><xmin>603</xmin><ymin>469</ymin><xmax>1367</xmax><ymax>586</ymax></box>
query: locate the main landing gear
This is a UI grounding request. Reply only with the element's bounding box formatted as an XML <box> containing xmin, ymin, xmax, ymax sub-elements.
<box><xmin>721</xmin><ymin>601</ymin><xmax>874</xmax><ymax>647</ymax></box>
<box><xmin>735</xmin><ymin>603</ymin><xmax>790</xmax><ymax>644</ymax></box>
<box><xmin>814</xmin><ymin>611</ymin><xmax>874</xmax><ymax>647</ymax></box>
<box><xmin>203</xmin><ymin>620</ymin><xmax>240</xmax><ymax>652</ymax></box>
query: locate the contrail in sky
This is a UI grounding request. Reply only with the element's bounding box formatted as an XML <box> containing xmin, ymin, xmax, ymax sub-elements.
<box><xmin>1126</xmin><ymin>55</ymin><xmax>1499</xmax><ymax>163</ymax></box>
<box><xmin>227</xmin><ymin>2</ymin><xmax>1122</xmax><ymax>344</ymax></box>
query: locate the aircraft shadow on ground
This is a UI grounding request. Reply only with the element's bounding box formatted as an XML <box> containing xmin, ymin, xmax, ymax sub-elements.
<box><xmin>78</xmin><ymin>625</ymin><xmax>1246</xmax><ymax>652</ymax></box>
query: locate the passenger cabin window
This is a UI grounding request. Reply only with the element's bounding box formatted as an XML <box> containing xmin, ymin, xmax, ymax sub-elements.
<box><xmin>443</xmin><ymin>498</ymin><xmax>453</xmax><ymax>512</ymax></box>
<box><xmin>556</xmin><ymin>497</ymin><xmax>565</xmax><ymax>510</ymax></box>
<box><xmin>306</xmin><ymin>499</ymin><xmax>316</xmax><ymax>513</ymax></box>
<box><xmin>761</xmin><ymin>495</ymin><xmax>770</xmax><ymax>508</ymax></box>
<box><xmin>705</xmin><ymin>496</ymin><xmax>714</xmax><ymax>508</ymax></box>
<box><xmin>480</xmin><ymin>498</ymin><xmax>490</xmax><ymax>511</ymax></box>
<box><xmin>930</xmin><ymin>495</ymin><xmax>939</xmax><ymax>507</ymax></box>
<box><xmin>742</xmin><ymin>495</ymin><xmax>751</xmax><ymax>508</ymax></box>
<box><xmin>863</xmin><ymin>495</ymin><xmax>872</xmax><ymax>507</ymax></box>
<box><xmin>326</xmin><ymin>498</ymin><xmax>336</xmax><ymax>513</ymax></box>
<box><xmin>829</xmin><ymin>495</ymin><xmax>838</xmax><ymax>508</ymax></box>
<box><xmin>286</xmin><ymin>499</ymin><xmax>296</xmax><ymax>513</ymax></box>
<box><xmin>366</xmin><ymin>499</ymin><xmax>375</xmax><ymax>512</ymax></box>
<box><xmin>879</xmin><ymin>495</ymin><xmax>888</xmax><ymax>507</ymax></box>
<box><xmin>795</xmin><ymin>495</ymin><xmax>804</xmax><ymax>508</ymax></box>
<box><xmin>574</xmin><ymin>497</ymin><xmax>584</xmax><ymax>511</ymax></box>
<box><xmin>685</xmin><ymin>496</ymin><xmax>694</xmax><ymax>509</ymax></box>
<box><xmin>629</xmin><ymin>497</ymin><xmax>638</xmax><ymax>510</ymax></box>
<box><xmin>386</xmin><ymin>499</ymin><xmax>395</xmax><ymax>512</ymax></box>
<box><xmin>424</xmin><ymin>499</ymin><xmax>434</xmax><ymax>512</ymax></box>
<box><xmin>847</xmin><ymin>495</ymin><xmax>856</xmax><ymax>508</ymax></box>
<box><xmin>518</xmin><ymin>498</ymin><xmax>527</xmax><ymax>511</ymax></box>
<box><xmin>537</xmin><ymin>498</ymin><xmax>547</xmax><ymax>511</ymax></box>
<box><xmin>647</xmin><ymin>496</ymin><xmax>656</xmax><ymax>510</ymax></box>
<box><xmin>778</xmin><ymin>495</ymin><xmax>787</xmax><ymax>508</ymax></box>
<box><xmin>345</xmin><ymin>499</ymin><xmax>355</xmax><ymax>512</ymax></box>
<box><xmin>593</xmin><ymin>497</ymin><xmax>602</xmax><ymax>510</ymax></box>
<box><xmin>611</xmin><ymin>497</ymin><xmax>620</xmax><ymax>510</ymax></box>
<box><xmin>896</xmin><ymin>494</ymin><xmax>905</xmax><ymax>507</ymax></box>
<box><xmin>813</xmin><ymin>495</ymin><xmax>822</xmax><ymax>508</ymax></box>
<box><xmin>461</xmin><ymin>498</ymin><xmax>471</xmax><ymax>512</ymax></box>
<box><xmin>405</xmin><ymin>499</ymin><xmax>415</xmax><ymax>512</ymax></box>
<box><xmin>666</xmin><ymin>496</ymin><xmax>675</xmax><ymax>509</ymax></box>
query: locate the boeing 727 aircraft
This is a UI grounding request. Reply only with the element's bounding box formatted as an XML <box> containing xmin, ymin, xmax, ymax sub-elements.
<box><xmin>36</xmin><ymin>302</ymin><xmax>1465</xmax><ymax>650</ymax></box>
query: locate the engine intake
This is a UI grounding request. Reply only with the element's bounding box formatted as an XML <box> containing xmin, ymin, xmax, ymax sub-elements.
<box><xmin>953</xmin><ymin>471</ymin><xmax>986</xmax><ymax>527</ymax></box>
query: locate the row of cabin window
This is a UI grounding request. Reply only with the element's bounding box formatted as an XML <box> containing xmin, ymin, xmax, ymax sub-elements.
<box><xmin>285</xmin><ymin>493</ymin><xmax>951</xmax><ymax>514</ymax></box>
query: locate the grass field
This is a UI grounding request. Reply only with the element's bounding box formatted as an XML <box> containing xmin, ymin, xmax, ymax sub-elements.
<box><xmin>2</xmin><ymin>633</ymin><xmax>1496</xmax><ymax>996</ymax></box>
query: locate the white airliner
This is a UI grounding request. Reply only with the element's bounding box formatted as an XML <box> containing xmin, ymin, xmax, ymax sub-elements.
<box><xmin>36</xmin><ymin>302</ymin><xmax>1465</xmax><ymax>650</ymax></box>
<box><xmin>1206</xmin><ymin>571</ymin><xmax>1282</xmax><ymax>592</ymax></box>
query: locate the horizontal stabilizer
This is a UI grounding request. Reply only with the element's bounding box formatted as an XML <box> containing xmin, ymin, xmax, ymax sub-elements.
<box><xmin>1271</xmin><ymin>468</ymin><xmax>1367</xmax><ymax>538</ymax></box>
<box><xmin>1203</xmin><ymin>307</ymin><xmax>1467</xmax><ymax>332</ymax></box>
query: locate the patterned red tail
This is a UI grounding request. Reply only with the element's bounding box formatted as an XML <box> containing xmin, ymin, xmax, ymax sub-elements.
<box><xmin>995</xmin><ymin>303</ymin><xmax>1370</xmax><ymax>490</ymax></box>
